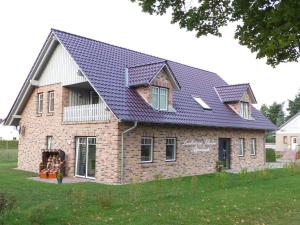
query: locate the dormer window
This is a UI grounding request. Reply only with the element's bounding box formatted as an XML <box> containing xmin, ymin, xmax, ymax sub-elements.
<box><xmin>151</xmin><ymin>86</ymin><xmax>168</xmax><ymax>111</ymax></box>
<box><xmin>240</xmin><ymin>102</ymin><xmax>249</xmax><ymax>119</ymax></box>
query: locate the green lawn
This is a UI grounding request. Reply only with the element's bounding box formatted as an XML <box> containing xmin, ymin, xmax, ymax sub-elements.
<box><xmin>1</xmin><ymin>163</ymin><xmax>300</xmax><ymax>225</ymax></box>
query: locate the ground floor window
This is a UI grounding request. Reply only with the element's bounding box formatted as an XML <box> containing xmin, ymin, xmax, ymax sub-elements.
<box><xmin>166</xmin><ymin>138</ymin><xmax>176</xmax><ymax>161</ymax></box>
<box><xmin>250</xmin><ymin>138</ymin><xmax>256</xmax><ymax>155</ymax></box>
<box><xmin>239</xmin><ymin>138</ymin><xmax>245</xmax><ymax>156</ymax></box>
<box><xmin>141</xmin><ymin>137</ymin><xmax>153</xmax><ymax>163</ymax></box>
<box><xmin>75</xmin><ymin>137</ymin><xmax>96</xmax><ymax>179</ymax></box>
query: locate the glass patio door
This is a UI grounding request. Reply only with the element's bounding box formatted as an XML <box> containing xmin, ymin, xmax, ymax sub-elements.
<box><xmin>75</xmin><ymin>137</ymin><xmax>96</xmax><ymax>179</ymax></box>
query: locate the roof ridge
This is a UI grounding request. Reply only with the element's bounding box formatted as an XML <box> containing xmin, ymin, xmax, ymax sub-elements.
<box><xmin>215</xmin><ymin>83</ymin><xmax>250</xmax><ymax>88</ymax></box>
<box><xmin>50</xmin><ymin>28</ymin><xmax>218</xmax><ymax>77</ymax></box>
<box><xmin>127</xmin><ymin>60</ymin><xmax>167</xmax><ymax>69</ymax></box>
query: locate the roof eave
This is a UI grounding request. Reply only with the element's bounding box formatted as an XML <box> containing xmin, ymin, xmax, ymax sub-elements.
<box><xmin>5</xmin><ymin>32</ymin><xmax>59</xmax><ymax>126</ymax></box>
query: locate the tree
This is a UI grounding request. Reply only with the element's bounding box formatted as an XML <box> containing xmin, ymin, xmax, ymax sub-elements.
<box><xmin>131</xmin><ymin>0</ymin><xmax>300</xmax><ymax>67</ymax></box>
<box><xmin>260</xmin><ymin>102</ymin><xmax>285</xmax><ymax>126</ymax></box>
<box><xmin>287</xmin><ymin>90</ymin><xmax>300</xmax><ymax>119</ymax></box>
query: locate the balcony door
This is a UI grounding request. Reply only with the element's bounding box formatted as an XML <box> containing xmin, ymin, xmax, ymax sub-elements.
<box><xmin>75</xmin><ymin>137</ymin><xmax>96</xmax><ymax>179</ymax></box>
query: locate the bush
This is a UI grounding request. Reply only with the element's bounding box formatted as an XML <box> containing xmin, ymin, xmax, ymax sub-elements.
<box><xmin>265</xmin><ymin>133</ymin><xmax>275</xmax><ymax>143</ymax></box>
<box><xmin>266</xmin><ymin>148</ymin><xmax>276</xmax><ymax>162</ymax></box>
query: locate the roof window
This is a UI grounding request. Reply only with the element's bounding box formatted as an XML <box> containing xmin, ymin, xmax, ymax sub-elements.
<box><xmin>193</xmin><ymin>96</ymin><xmax>211</xmax><ymax>110</ymax></box>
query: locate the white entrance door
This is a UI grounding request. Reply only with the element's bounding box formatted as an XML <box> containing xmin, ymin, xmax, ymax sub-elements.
<box><xmin>75</xmin><ymin>137</ymin><xmax>96</xmax><ymax>179</ymax></box>
<box><xmin>291</xmin><ymin>137</ymin><xmax>298</xmax><ymax>151</ymax></box>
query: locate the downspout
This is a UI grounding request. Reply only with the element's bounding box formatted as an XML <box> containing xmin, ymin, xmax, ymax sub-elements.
<box><xmin>121</xmin><ymin>121</ymin><xmax>138</xmax><ymax>184</ymax></box>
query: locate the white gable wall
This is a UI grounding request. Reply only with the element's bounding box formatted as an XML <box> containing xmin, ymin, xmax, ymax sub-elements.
<box><xmin>38</xmin><ymin>44</ymin><xmax>86</xmax><ymax>86</ymax></box>
<box><xmin>277</xmin><ymin>113</ymin><xmax>300</xmax><ymax>133</ymax></box>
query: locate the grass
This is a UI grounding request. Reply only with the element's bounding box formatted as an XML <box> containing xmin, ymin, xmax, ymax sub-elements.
<box><xmin>266</xmin><ymin>148</ymin><xmax>276</xmax><ymax>162</ymax></box>
<box><xmin>2</xmin><ymin>162</ymin><xmax>300</xmax><ymax>224</ymax></box>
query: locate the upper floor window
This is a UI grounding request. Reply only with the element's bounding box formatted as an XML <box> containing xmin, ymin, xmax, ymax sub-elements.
<box><xmin>240</xmin><ymin>102</ymin><xmax>249</xmax><ymax>119</ymax></box>
<box><xmin>151</xmin><ymin>87</ymin><xmax>168</xmax><ymax>111</ymax></box>
<box><xmin>48</xmin><ymin>91</ymin><xmax>54</xmax><ymax>112</ymax></box>
<box><xmin>90</xmin><ymin>91</ymin><xmax>99</xmax><ymax>104</ymax></box>
<box><xmin>37</xmin><ymin>93</ymin><xmax>43</xmax><ymax>113</ymax></box>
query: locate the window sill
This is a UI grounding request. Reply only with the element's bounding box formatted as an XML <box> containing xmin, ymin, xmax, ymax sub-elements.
<box><xmin>36</xmin><ymin>113</ymin><xmax>42</xmax><ymax>117</ymax></box>
<box><xmin>165</xmin><ymin>161</ymin><xmax>177</xmax><ymax>165</ymax></box>
<box><xmin>139</xmin><ymin>161</ymin><xmax>155</xmax><ymax>167</ymax></box>
<box><xmin>47</xmin><ymin>112</ymin><xmax>54</xmax><ymax>116</ymax></box>
<box><xmin>238</xmin><ymin>155</ymin><xmax>244</xmax><ymax>157</ymax></box>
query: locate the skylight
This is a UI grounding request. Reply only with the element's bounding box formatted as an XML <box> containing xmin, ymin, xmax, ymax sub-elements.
<box><xmin>193</xmin><ymin>96</ymin><xmax>211</xmax><ymax>110</ymax></box>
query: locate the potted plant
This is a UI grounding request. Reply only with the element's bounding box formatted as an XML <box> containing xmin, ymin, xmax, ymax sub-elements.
<box><xmin>216</xmin><ymin>161</ymin><xmax>224</xmax><ymax>172</ymax></box>
<box><xmin>56</xmin><ymin>171</ymin><xmax>64</xmax><ymax>184</ymax></box>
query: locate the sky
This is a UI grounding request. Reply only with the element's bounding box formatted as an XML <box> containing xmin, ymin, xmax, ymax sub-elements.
<box><xmin>0</xmin><ymin>0</ymin><xmax>299</xmax><ymax>121</ymax></box>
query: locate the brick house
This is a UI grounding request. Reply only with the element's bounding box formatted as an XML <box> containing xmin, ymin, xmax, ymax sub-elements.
<box><xmin>4</xmin><ymin>29</ymin><xmax>276</xmax><ymax>184</ymax></box>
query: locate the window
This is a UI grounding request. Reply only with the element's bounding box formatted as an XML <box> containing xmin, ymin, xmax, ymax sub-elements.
<box><xmin>250</xmin><ymin>138</ymin><xmax>256</xmax><ymax>155</ymax></box>
<box><xmin>37</xmin><ymin>93</ymin><xmax>43</xmax><ymax>113</ymax></box>
<box><xmin>240</xmin><ymin>102</ymin><xmax>249</xmax><ymax>119</ymax></box>
<box><xmin>90</xmin><ymin>91</ymin><xmax>99</xmax><ymax>104</ymax></box>
<box><xmin>151</xmin><ymin>87</ymin><xmax>168</xmax><ymax>111</ymax></box>
<box><xmin>283</xmin><ymin>136</ymin><xmax>287</xmax><ymax>144</ymax></box>
<box><xmin>166</xmin><ymin>138</ymin><xmax>176</xmax><ymax>161</ymax></box>
<box><xmin>48</xmin><ymin>91</ymin><xmax>54</xmax><ymax>112</ymax></box>
<box><xmin>47</xmin><ymin>136</ymin><xmax>53</xmax><ymax>150</ymax></box>
<box><xmin>193</xmin><ymin>96</ymin><xmax>211</xmax><ymax>110</ymax></box>
<box><xmin>141</xmin><ymin>137</ymin><xmax>153</xmax><ymax>162</ymax></box>
<box><xmin>239</xmin><ymin>138</ymin><xmax>245</xmax><ymax>156</ymax></box>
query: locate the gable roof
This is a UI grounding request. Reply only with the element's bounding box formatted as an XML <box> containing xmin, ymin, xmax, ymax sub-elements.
<box><xmin>5</xmin><ymin>29</ymin><xmax>276</xmax><ymax>130</ymax></box>
<box><xmin>215</xmin><ymin>83</ymin><xmax>257</xmax><ymax>103</ymax></box>
<box><xmin>278</xmin><ymin>111</ymin><xmax>300</xmax><ymax>131</ymax></box>
<box><xmin>127</xmin><ymin>61</ymin><xmax>180</xmax><ymax>90</ymax></box>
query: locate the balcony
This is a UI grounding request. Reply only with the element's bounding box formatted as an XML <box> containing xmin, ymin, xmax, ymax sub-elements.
<box><xmin>63</xmin><ymin>103</ymin><xmax>110</xmax><ymax>122</ymax></box>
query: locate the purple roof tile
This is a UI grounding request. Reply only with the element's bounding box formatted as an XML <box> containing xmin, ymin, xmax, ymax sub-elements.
<box><xmin>52</xmin><ymin>29</ymin><xmax>276</xmax><ymax>130</ymax></box>
<box><xmin>215</xmin><ymin>84</ymin><xmax>257</xmax><ymax>103</ymax></box>
<box><xmin>127</xmin><ymin>61</ymin><xmax>166</xmax><ymax>86</ymax></box>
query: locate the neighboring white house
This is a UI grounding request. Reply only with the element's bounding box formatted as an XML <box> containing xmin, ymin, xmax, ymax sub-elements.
<box><xmin>276</xmin><ymin>111</ymin><xmax>300</xmax><ymax>151</ymax></box>
<box><xmin>0</xmin><ymin>124</ymin><xmax>19</xmax><ymax>141</ymax></box>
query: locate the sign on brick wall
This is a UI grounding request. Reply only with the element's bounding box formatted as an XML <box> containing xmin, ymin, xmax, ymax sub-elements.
<box><xmin>182</xmin><ymin>139</ymin><xmax>217</xmax><ymax>153</ymax></box>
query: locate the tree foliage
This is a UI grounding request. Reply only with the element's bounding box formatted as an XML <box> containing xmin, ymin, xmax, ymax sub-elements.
<box><xmin>260</xmin><ymin>102</ymin><xmax>285</xmax><ymax>126</ymax></box>
<box><xmin>131</xmin><ymin>0</ymin><xmax>300</xmax><ymax>66</ymax></box>
<box><xmin>287</xmin><ymin>90</ymin><xmax>300</xmax><ymax>119</ymax></box>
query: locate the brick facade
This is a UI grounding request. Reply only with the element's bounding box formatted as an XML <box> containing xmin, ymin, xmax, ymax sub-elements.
<box><xmin>18</xmin><ymin>83</ymin><xmax>266</xmax><ymax>184</ymax></box>
<box><xmin>18</xmin><ymin>83</ymin><xmax>121</xmax><ymax>184</ymax></box>
<box><xmin>121</xmin><ymin>123</ymin><xmax>265</xmax><ymax>183</ymax></box>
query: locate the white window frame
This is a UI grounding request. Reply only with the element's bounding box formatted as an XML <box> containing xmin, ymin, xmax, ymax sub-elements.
<box><xmin>48</xmin><ymin>91</ymin><xmax>54</xmax><ymax>113</ymax></box>
<box><xmin>47</xmin><ymin>136</ymin><xmax>53</xmax><ymax>150</ymax></box>
<box><xmin>166</xmin><ymin>138</ymin><xmax>176</xmax><ymax>162</ymax></box>
<box><xmin>240</xmin><ymin>102</ymin><xmax>249</xmax><ymax>119</ymax></box>
<box><xmin>141</xmin><ymin>137</ymin><xmax>153</xmax><ymax>163</ymax></box>
<box><xmin>250</xmin><ymin>138</ymin><xmax>256</xmax><ymax>156</ymax></box>
<box><xmin>37</xmin><ymin>93</ymin><xmax>43</xmax><ymax>113</ymax></box>
<box><xmin>239</xmin><ymin>138</ymin><xmax>245</xmax><ymax>157</ymax></box>
<box><xmin>151</xmin><ymin>86</ymin><xmax>168</xmax><ymax>111</ymax></box>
